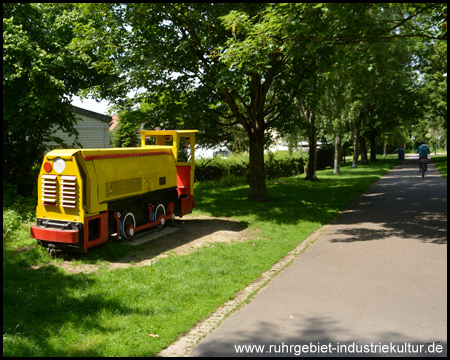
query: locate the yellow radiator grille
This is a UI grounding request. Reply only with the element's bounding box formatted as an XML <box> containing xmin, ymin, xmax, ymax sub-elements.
<box><xmin>41</xmin><ymin>174</ymin><xmax>57</xmax><ymax>206</ymax></box>
<box><xmin>60</xmin><ymin>175</ymin><xmax>77</xmax><ymax>208</ymax></box>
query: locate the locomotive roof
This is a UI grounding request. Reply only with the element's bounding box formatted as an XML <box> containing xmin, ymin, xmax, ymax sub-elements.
<box><xmin>45</xmin><ymin>130</ymin><xmax>198</xmax><ymax>161</ymax></box>
<box><xmin>140</xmin><ymin>129</ymin><xmax>198</xmax><ymax>135</ymax></box>
<box><xmin>46</xmin><ymin>146</ymin><xmax>174</xmax><ymax>159</ymax></box>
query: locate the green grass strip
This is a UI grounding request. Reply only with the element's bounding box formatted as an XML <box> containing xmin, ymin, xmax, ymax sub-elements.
<box><xmin>432</xmin><ymin>154</ymin><xmax>447</xmax><ymax>179</ymax></box>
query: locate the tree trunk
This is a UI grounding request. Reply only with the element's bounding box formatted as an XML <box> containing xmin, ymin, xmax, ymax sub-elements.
<box><xmin>329</xmin><ymin>76</ymin><xmax>343</xmax><ymax>175</ymax></box>
<box><xmin>297</xmin><ymin>76</ymin><xmax>319</xmax><ymax>181</ymax></box>
<box><xmin>359</xmin><ymin>136</ymin><xmax>368</xmax><ymax>164</ymax></box>
<box><xmin>247</xmin><ymin>128</ymin><xmax>269</xmax><ymax>202</ymax></box>
<box><xmin>306</xmin><ymin>130</ymin><xmax>318</xmax><ymax>181</ymax></box>
<box><xmin>352</xmin><ymin>127</ymin><xmax>359</xmax><ymax>168</ymax></box>
<box><xmin>369</xmin><ymin>133</ymin><xmax>377</xmax><ymax>162</ymax></box>
<box><xmin>334</xmin><ymin>132</ymin><xmax>341</xmax><ymax>174</ymax></box>
<box><xmin>383</xmin><ymin>137</ymin><xmax>387</xmax><ymax>157</ymax></box>
<box><xmin>221</xmin><ymin>84</ymin><xmax>270</xmax><ymax>202</ymax></box>
<box><xmin>304</xmin><ymin>107</ymin><xmax>319</xmax><ymax>181</ymax></box>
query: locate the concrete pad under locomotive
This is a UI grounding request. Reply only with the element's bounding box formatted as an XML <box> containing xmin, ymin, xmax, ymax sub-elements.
<box><xmin>30</xmin><ymin>130</ymin><xmax>198</xmax><ymax>255</ymax></box>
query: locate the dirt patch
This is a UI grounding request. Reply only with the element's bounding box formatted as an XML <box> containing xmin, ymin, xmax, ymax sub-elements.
<box><xmin>41</xmin><ymin>215</ymin><xmax>256</xmax><ymax>274</ymax></box>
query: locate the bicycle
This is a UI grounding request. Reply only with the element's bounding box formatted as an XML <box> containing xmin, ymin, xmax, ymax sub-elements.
<box><xmin>420</xmin><ymin>157</ymin><xmax>428</xmax><ymax>178</ymax></box>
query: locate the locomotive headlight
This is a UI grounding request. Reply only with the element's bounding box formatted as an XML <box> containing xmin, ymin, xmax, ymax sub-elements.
<box><xmin>53</xmin><ymin>157</ymin><xmax>66</xmax><ymax>173</ymax></box>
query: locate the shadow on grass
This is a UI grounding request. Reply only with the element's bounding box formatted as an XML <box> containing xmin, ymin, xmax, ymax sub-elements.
<box><xmin>105</xmin><ymin>217</ymin><xmax>250</xmax><ymax>268</ymax></box>
<box><xmin>3</xmin><ymin>250</ymin><xmax>134</xmax><ymax>356</ymax></box>
<box><xmin>52</xmin><ymin>217</ymin><xmax>249</xmax><ymax>267</ymax></box>
<box><xmin>194</xmin><ymin>168</ymin><xmax>386</xmax><ymax>227</ymax></box>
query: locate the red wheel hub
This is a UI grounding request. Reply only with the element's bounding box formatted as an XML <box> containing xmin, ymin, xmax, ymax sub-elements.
<box><xmin>125</xmin><ymin>224</ymin><xmax>135</xmax><ymax>237</ymax></box>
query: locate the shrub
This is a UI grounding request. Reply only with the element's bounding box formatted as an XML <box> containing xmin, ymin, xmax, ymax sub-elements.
<box><xmin>265</xmin><ymin>151</ymin><xmax>306</xmax><ymax>179</ymax></box>
<box><xmin>3</xmin><ymin>181</ymin><xmax>36</xmax><ymax>240</ymax></box>
<box><xmin>3</xmin><ymin>208</ymin><xmax>23</xmax><ymax>239</ymax></box>
<box><xmin>195</xmin><ymin>151</ymin><xmax>308</xmax><ymax>183</ymax></box>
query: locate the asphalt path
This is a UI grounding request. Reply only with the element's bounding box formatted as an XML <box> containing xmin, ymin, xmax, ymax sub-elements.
<box><xmin>192</xmin><ymin>155</ymin><xmax>447</xmax><ymax>357</ymax></box>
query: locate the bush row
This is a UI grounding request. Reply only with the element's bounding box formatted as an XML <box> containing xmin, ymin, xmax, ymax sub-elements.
<box><xmin>194</xmin><ymin>151</ymin><xmax>309</xmax><ymax>183</ymax></box>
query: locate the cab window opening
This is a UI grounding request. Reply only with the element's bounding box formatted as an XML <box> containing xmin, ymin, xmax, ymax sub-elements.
<box><xmin>177</xmin><ymin>137</ymin><xmax>191</xmax><ymax>162</ymax></box>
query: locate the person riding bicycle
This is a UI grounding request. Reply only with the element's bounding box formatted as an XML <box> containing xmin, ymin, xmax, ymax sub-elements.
<box><xmin>416</xmin><ymin>141</ymin><xmax>430</xmax><ymax>173</ymax></box>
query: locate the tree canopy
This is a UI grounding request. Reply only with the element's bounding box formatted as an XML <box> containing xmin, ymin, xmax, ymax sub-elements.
<box><xmin>4</xmin><ymin>3</ymin><xmax>446</xmax><ymax>200</ymax></box>
<box><xmin>70</xmin><ymin>3</ymin><xmax>445</xmax><ymax>201</ymax></box>
<box><xmin>3</xmin><ymin>3</ymin><xmax>114</xmax><ymax>192</ymax></box>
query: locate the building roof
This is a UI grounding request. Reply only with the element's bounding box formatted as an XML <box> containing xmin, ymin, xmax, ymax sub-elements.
<box><xmin>72</xmin><ymin>105</ymin><xmax>112</xmax><ymax>123</ymax></box>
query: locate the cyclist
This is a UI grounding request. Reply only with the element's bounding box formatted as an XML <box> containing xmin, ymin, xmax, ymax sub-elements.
<box><xmin>416</xmin><ymin>141</ymin><xmax>430</xmax><ymax>173</ymax></box>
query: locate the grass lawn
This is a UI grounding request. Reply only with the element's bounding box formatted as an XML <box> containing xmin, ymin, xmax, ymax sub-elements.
<box><xmin>432</xmin><ymin>154</ymin><xmax>447</xmax><ymax>178</ymax></box>
<box><xmin>4</xmin><ymin>156</ymin><xmax>400</xmax><ymax>356</ymax></box>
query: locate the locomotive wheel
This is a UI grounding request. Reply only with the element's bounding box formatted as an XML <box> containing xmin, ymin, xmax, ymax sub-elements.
<box><xmin>154</xmin><ymin>204</ymin><xmax>166</xmax><ymax>228</ymax></box>
<box><xmin>122</xmin><ymin>212</ymin><xmax>136</xmax><ymax>239</ymax></box>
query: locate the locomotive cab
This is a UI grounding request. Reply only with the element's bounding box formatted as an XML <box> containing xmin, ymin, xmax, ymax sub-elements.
<box><xmin>140</xmin><ymin>130</ymin><xmax>197</xmax><ymax>215</ymax></box>
<box><xmin>31</xmin><ymin>130</ymin><xmax>198</xmax><ymax>254</ymax></box>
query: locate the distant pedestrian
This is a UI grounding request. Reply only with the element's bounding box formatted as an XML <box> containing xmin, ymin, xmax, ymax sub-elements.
<box><xmin>394</xmin><ymin>145</ymin><xmax>405</xmax><ymax>160</ymax></box>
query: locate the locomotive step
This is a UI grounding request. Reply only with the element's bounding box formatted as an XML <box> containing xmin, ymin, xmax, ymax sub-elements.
<box><xmin>118</xmin><ymin>227</ymin><xmax>180</xmax><ymax>246</ymax></box>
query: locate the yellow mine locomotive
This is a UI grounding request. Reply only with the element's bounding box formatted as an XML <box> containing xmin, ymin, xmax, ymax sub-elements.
<box><xmin>31</xmin><ymin>130</ymin><xmax>197</xmax><ymax>255</ymax></box>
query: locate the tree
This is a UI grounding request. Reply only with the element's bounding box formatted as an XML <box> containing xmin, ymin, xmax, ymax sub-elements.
<box><xmin>73</xmin><ymin>3</ymin><xmax>446</xmax><ymax>200</ymax></box>
<box><xmin>110</xmin><ymin>115</ymin><xmax>140</xmax><ymax>148</ymax></box>
<box><xmin>315</xmin><ymin>3</ymin><xmax>446</xmax><ymax>168</ymax></box>
<box><xmin>3</xmin><ymin>3</ymin><xmax>113</xmax><ymax>194</ymax></box>
<box><xmin>417</xmin><ymin>40</ymin><xmax>447</xmax><ymax>150</ymax></box>
<box><xmin>72</xmin><ymin>3</ymin><xmax>319</xmax><ymax>200</ymax></box>
<box><xmin>317</xmin><ymin>68</ymin><xmax>352</xmax><ymax>174</ymax></box>
<box><xmin>295</xmin><ymin>75</ymin><xmax>325</xmax><ymax>180</ymax></box>
<box><xmin>354</xmin><ymin>38</ymin><xmax>423</xmax><ymax>162</ymax></box>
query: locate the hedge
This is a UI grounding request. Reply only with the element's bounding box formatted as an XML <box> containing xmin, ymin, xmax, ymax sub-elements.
<box><xmin>194</xmin><ymin>151</ymin><xmax>309</xmax><ymax>183</ymax></box>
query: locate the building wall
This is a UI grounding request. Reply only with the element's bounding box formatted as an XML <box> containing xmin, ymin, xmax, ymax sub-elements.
<box><xmin>47</xmin><ymin>108</ymin><xmax>110</xmax><ymax>149</ymax></box>
<box><xmin>73</xmin><ymin>113</ymin><xmax>110</xmax><ymax>149</ymax></box>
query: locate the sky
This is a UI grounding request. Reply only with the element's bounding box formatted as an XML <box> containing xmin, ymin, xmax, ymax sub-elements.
<box><xmin>71</xmin><ymin>95</ymin><xmax>112</xmax><ymax>115</ymax></box>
